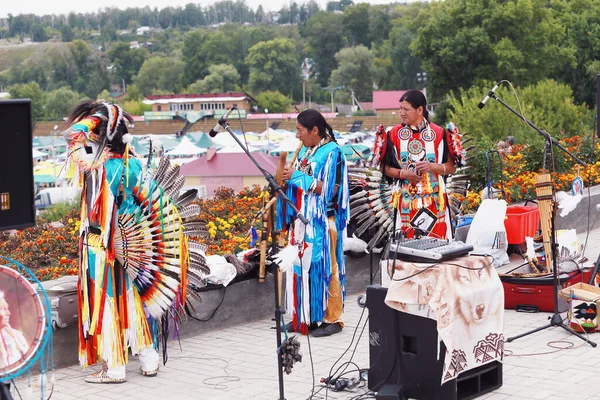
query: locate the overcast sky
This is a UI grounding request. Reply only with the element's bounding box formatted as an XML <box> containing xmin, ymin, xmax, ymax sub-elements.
<box><xmin>1</xmin><ymin>0</ymin><xmax>410</xmax><ymax>19</ymax></box>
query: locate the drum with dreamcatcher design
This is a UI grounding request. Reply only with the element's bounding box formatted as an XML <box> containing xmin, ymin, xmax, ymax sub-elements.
<box><xmin>0</xmin><ymin>257</ymin><xmax>53</xmax><ymax>400</ymax></box>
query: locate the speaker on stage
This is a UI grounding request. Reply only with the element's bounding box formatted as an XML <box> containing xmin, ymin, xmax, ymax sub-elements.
<box><xmin>366</xmin><ymin>285</ymin><xmax>400</xmax><ymax>391</ymax></box>
<box><xmin>366</xmin><ymin>285</ymin><xmax>502</xmax><ymax>400</ymax></box>
<box><xmin>0</xmin><ymin>99</ymin><xmax>35</xmax><ymax>231</ymax></box>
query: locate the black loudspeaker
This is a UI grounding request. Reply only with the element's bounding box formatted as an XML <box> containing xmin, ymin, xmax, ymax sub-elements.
<box><xmin>367</xmin><ymin>284</ymin><xmax>400</xmax><ymax>391</ymax></box>
<box><xmin>366</xmin><ymin>285</ymin><xmax>503</xmax><ymax>400</ymax></box>
<box><xmin>0</xmin><ymin>99</ymin><xmax>35</xmax><ymax>231</ymax></box>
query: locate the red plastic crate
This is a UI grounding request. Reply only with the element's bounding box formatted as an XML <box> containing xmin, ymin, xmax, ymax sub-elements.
<box><xmin>504</xmin><ymin>205</ymin><xmax>540</xmax><ymax>244</ymax></box>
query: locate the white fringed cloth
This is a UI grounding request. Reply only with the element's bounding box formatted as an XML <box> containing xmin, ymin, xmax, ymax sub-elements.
<box><xmin>383</xmin><ymin>255</ymin><xmax>504</xmax><ymax>383</ymax></box>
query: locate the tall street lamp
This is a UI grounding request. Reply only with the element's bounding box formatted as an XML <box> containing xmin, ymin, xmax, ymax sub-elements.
<box><xmin>51</xmin><ymin>125</ymin><xmax>59</xmax><ymax>186</ymax></box>
<box><xmin>417</xmin><ymin>71</ymin><xmax>428</xmax><ymax>100</ymax></box>
<box><xmin>265</xmin><ymin>108</ymin><xmax>269</xmax><ymax>154</ymax></box>
<box><xmin>323</xmin><ymin>86</ymin><xmax>344</xmax><ymax>114</ymax></box>
<box><xmin>301</xmin><ymin>60</ymin><xmax>310</xmax><ymax>109</ymax></box>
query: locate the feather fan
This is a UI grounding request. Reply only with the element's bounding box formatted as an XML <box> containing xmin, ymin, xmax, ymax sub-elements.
<box><xmin>113</xmin><ymin>155</ymin><xmax>209</xmax><ymax>319</ymax></box>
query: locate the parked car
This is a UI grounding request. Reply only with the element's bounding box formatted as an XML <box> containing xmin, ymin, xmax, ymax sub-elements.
<box><xmin>34</xmin><ymin>187</ymin><xmax>80</xmax><ymax>211</ymax></box>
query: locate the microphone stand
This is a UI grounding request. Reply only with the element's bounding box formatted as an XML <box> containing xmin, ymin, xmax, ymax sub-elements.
<box><xmin>486</xmin><ymin>92</ymin><xmax>596</xmax><ymax>347</ymax></box>
<box><xmin>217</xmin><ymin>117</ymin><xmax>308</xmax><ymax>400</ymax></box>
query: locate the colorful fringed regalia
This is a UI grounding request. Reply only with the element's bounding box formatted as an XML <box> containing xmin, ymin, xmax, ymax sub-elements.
<box><xmin>276</xmin><ymin>141</ymin><xmax>350</xmax><ymax>334</ymax></box>
<box><xmin>348</xmin><ymin>121</ymin><xmax>470</xmax><ymax>247</ymax></box>
<box><xmin>62</xmin><ymin>101</ymin><xmax>208</xmax><ymax>373</ymax></box>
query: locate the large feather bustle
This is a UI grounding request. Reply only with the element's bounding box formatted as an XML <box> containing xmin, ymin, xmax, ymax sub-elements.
<box><xmin>176</xmin><ymin>189</ymin><xmax>198</xmax><ymax>208</ymax></box>
<box><xmin>347</xmin><ymin>166</ymin><xmax>394</xmax><ymax>250</ymax></box>
<box><xmin>113</xmin><ymin>155</ymin><xmax>208</xmax><ymax>319</ymax></box>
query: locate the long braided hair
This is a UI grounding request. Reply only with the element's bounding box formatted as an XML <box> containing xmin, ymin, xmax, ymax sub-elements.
<box><xmin>297</xmin><ymin>109</ymin><xmax>336</xmax><ymax>143</ymax></box>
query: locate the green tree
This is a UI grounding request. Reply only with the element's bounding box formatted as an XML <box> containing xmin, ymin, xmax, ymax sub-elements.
<box><xmin>412</xmin><ymin>0</ymin><xmax>574</xmax><ymax>100</ymax></box>
<box><xmin>182</xmin><ymin>25</ymin><xmax>275</xmax><ymax>86</ymax></box>
<box><xmin>108</xmin><ymin>42</ymin><xmax>149</xmax><ymax>85</ymax></box>
<box><xmin>96</xmin><ymin>89</ymin><xmax>111</xmax><ymax>101</ymax></box>
<box><xmin>185</xmin><ymin>64</ymin><xmax>240</xmax><ymax>94</ymax></box>
<box><xmin>375</xmin><ymin>25</ymin><xmax>421</xmax><ymax>90</ymax></box>
<box><xmin>343</xmin><ymin>3</ymin><xmax>371</xmax><ymax>47</ymax></box>
<box><xmin>31</xmin><ymin>24</ymin><xmax>48</xmax><ymax>42</ymax></box>
<box><xmin>327</xmin><ymin>0</ymin><xmax>353</xmax><ymax>12</ymax></box>
<box><xmin>9</xmin><ymin>82</ymin><xmax>45</xmax><ymax>121</ymax></box>
<box><xmin>121</xmin><ymin>100</ymin><xmax>151</xmax><ymax>116</ymax></box>
<box><xmin>45</xmin><ymin>87</ymin><xmax>83</xmax><ymax>120</ymax></box>
<box><xmin>124</xmin><ymin>84</ymin><xmax>143</xmax><ymax>101</ymax></box>
<box><xmin>448</xmin><ymin>79</ymin><xmax>591</xmax><ymax>149</ymax></box>
<box><xmin>69</xmin><ymin>41</ymin><xmax>110</xmax><ymax>98</ymax></box>
<box><xmin>158</xmin><ymin>7</ymin><xmax>174</xmax><ymax>29</ymax></box>
<box><xmin>447</xmin><ymin>79</ymin><xmax>593</xmax><ymax>190</ymax></box>
<box><xmin>135</xmin><ymin>56</ymin><xmax>184</xmax><ymax>95</ymax></box>
<box><xmin>69</xmin><ymin>40</ymin><xmax>91</xmax><ymax>69</ymax></box>
<box><xmin>367</xmin><ymin>5</ymin><xmax>392</xmax><ymax>47</ymax></box>
<box><xmin>101</xmin><ymin>23</ymin><xmax>118</xmax><ymax>42</ymax></box>
<box><xmin>555</xmin><ymin>0</ymin><xmax>600</xmax><ymax>106</ymax></box>
<box><xmin>329</xmin><ymin>45</ymin><xmax>374</xmax><ymax>102</ymax></box>
<box><xmin>255</xmin><ymin>5</ymin><xmax>265</xmax><ymax>23</ymax></box>
<box><xmin>304</xmin><ymin>12</ymin><xmax>346</xmax><ymax>87</ymax></box>
<box><xmin>182</xmin><ymin>30</ymin><xmax>208</xmax><ymax>85</ymax></box>
<box><xmin>8</xmin><ymin>14</ymin><xmax>36</xmax><ymax>37</ymax></box>
<box><xmin>246</xmin><ymin>38</ymin><xmax>301</xmax><ymax>98</ymax></box>
<box><xmin>257</xmin><ymin>91</ymin><xmax>293</xmax><ymax>113</ymax></box>
<box><xmin>60</xmin><ymin>25</ymin><xmax>73</xmax><ymax>42</ymax></box>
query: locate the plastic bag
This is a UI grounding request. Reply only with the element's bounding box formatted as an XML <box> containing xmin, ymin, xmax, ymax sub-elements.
<box><xmin>205</xmin><ymin>255</ymin><xmax>237</xmax><ymax>286</ymax></box>
<box><xmin>465</xmin><ymin>199</ymin><xmax>509</xmax><ymax>267</ymax></box>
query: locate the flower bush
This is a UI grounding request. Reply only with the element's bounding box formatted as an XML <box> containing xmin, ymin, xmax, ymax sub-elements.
<box><xmin>192</xmin><ymin>185</ymin><xmax>270</xmax><ymax>255</ymax></box>
<box><xmin>462</xmin><ymin>136</ymin><xmax>600</xmax><ymax>214</ymax></box>
<box><xmin>0</xmin><ymin>207</ymin><xmax>80</xmax><ymax>281</ymax></box>
<box><xmin>0</xmin><ymin>186</ymin><xmax>270</xmax><ymax>282</ymax></box>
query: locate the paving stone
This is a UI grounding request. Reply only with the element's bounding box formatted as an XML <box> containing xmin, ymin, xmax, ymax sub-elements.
<box><xmin>10</xmin><ymin>228</ymin><xmax>600</xmax><ymax>399</ymax></box>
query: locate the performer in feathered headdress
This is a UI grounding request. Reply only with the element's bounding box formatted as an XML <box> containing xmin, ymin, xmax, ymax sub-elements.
<box><xmin>277</xmin><ymin>109</ymin><xmax>350</xmax><ymax>337</ymax></box>
<box><xmin>63</xmin><ymin>101</ymin><xmax>208</xmax><ymax>383</ymax></box>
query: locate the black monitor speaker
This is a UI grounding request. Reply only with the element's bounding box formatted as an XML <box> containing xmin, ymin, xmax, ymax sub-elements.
<box><xmin>366</xmin><ymin>285</ymin><xmax>502</xmax><ymax>400</ymax></box>
<box><xmin>0</xmin><ymin>99</ymin><xmax>35</xmax><ymax>231</ymax></box>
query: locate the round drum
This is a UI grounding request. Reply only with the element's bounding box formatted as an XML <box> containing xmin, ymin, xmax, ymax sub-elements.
<box><xmin>0</xmin><ymin>266</ymin><xmax>46</xmax><ymax>377</ymax></box>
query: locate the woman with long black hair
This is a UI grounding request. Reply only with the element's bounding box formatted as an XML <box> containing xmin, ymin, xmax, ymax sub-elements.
<box><xmin>372</xmin><ymin>89</ymin><xmax>465</xmax><ymax>239</ymax></box>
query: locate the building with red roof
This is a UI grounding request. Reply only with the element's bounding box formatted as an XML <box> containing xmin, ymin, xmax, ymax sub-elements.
<box><xmin>372</xmin><ymin>90</ymin><xmax>408</xmax><ymax>114</ymax></box>
<box><xmin>373</xmin><ymin>90</ymin><xmax>436</xmax><ymax>116</ymax></box>
<box><xmin>179</xmin><ymin>150</ymin><xmax>279</xmax><ymax>197</ymax></box>
<box><xmin>143</xmin><ymin>92</ymin><xmax>256</xmax><ymax>116</ymax></box>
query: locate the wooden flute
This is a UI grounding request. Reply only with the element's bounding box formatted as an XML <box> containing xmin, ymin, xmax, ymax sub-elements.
<box><xmin>258</xmin><ymin>142</ymin><xmax>304</xmax><ymax>283</ymax></box>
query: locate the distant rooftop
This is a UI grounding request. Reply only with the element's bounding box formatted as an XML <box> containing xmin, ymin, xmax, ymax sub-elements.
<box><xmin>180</xmin><ymin>152</ymin><xmax>279</xmax><ymax>177</ymax></box>
<box><xmin>373</xmin><ymin>90</ymin><xmax>411</xmax><ymax>110</ymax></box>
<box><xmin>144</xmin><ymin>92</ymin><xmax>254</xmax><ymax>104</ymax></box>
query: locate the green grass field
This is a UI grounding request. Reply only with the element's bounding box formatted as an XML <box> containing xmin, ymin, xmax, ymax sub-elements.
<box><xmin>0</xmin><ymin>40</ymin><xmax>66</xmax><ymax>74</ymax></box>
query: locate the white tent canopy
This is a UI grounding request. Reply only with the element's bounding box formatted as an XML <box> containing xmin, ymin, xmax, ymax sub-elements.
<box><xmin>217</xmin><ymin>145</ymin><xmax>261</xmax><ymax>153</ymax></box>
<box><xmin>166</xmin><ymin>137</ymin><xmax>206</xmax><ymax>157</ymax></box>
<box><xmin>272</xmin><ymin>137</ymin><xmax>301</xmax><ymax>153</ymax></box>
<box><xmin>32</xmin><ymin>148</ymin><xmax>48</xmax><ymax>159</ymax></box>
<box><xmin>211</xmin><ymin>132</ymin><xmax>245</xmax><ymax>148</ymax></box>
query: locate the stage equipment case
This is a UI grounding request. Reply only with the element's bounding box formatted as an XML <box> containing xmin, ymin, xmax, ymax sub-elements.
<box><xmin>501</xmin><ymin>269</ymin><xmax>592</xmax><ymax>313</ymax></box>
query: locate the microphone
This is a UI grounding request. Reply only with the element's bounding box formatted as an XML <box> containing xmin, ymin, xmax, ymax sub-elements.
<box><xmin>209</xmin><ymin>106</ymin><xmax>237</xmax><ymax>137</ymax></box>
<box><xmin>478</xmin><ymin>82</ymin><xmax>501</xmax><ymax>109</ymax></box>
